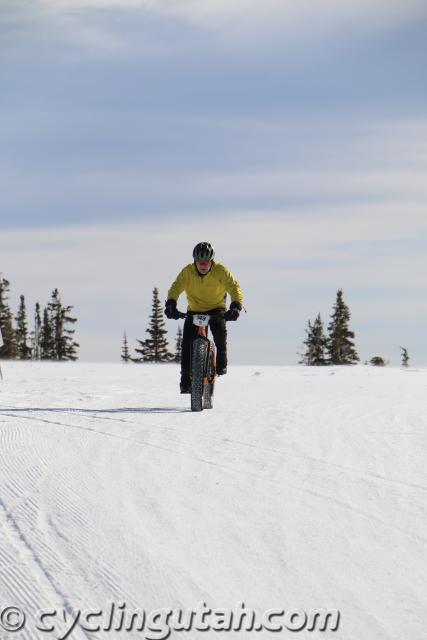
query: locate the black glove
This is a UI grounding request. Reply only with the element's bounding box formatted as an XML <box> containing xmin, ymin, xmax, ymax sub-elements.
<box><xmin>224</xmin><ymin>301</ymin><xmax>242</xmax><ymax>322</ymax></box>
<box><xmin>165</xmin><ymin>299</ymin><xmax>180</xmax><ymax>319</ymax></box>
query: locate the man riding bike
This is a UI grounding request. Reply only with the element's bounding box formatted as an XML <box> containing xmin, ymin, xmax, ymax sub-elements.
<box><xmin>165</xmin><ymin>242</ymin><xmax>244</xmax><ymax>393</ymax></box>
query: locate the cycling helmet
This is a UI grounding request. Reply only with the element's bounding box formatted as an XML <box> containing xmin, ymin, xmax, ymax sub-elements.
<box><xmin>192</xmin><ymin>242</ymin><xmax>215</xmax><ymax>262</ymax></box>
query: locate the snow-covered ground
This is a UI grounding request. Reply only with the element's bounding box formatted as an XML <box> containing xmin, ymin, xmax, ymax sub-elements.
<box><xmin>0</xmin><ymin>362</ymin><xmax>425</xmax><ymax>640</ymax></box>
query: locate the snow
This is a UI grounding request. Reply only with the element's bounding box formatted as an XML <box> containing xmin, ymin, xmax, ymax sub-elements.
<box><xmin>0</xmin><ymin>362</ymin><xmax>426</xmax><ymax>640</ymax></box>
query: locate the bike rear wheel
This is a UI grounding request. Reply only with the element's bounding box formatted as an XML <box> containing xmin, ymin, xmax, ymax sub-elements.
<box><xmin>191</xmin><ymin>338</ymin><xmax>208</xmax><ymax>412</ymax></box>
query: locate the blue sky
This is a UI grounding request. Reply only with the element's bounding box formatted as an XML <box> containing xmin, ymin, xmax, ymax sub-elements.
<box><xmin>1</xmin><ymin>0</ymin><xmax>426</xmax><ymax>364</ymax></box>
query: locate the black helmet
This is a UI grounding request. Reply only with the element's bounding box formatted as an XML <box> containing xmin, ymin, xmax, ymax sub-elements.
<box><xmin>193</xmin><ymin>242</ymin><xmax>215</xmax><ymax>262</ymax></box>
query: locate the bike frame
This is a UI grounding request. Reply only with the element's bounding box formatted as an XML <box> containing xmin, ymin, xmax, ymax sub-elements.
<box><xmin>196</xmin><ymin>323</ymin><xmax>217</xmax><ymax>383</ymax></box>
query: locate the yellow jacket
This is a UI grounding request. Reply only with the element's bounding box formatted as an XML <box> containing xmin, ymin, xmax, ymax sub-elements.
<box><xmin>167</xmin><ymin>262</ymin><xmax>243</xmax><ymax>311</ymax></box>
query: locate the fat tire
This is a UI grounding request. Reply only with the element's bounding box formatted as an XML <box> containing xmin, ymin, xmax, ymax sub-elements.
<box><xmin>191</xmin><ymin>338</ymin><xmax>208</xmax><ymax>412</ymax></box>
<box><xmin>203</xmin><ymin>349</ymin><xmax>215</xmax><ymax>409</ymax></box>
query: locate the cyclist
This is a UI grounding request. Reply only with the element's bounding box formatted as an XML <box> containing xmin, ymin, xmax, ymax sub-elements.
<box><xmin>165</xmin><ymin>242</ymin><xmax>243</xmax><ymax>393</ymax></box>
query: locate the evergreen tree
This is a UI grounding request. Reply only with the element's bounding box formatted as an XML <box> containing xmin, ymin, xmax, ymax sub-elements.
<box><xmin>31</xmin><ymin>302</ymin><xmax>42</xmax><ymax>360</ymax></box>
<box><xmin>300</xmin><ymin>313</ymin><xmax>328</xmax><ymax>365</ymax></box>
<box><xmin>15</xmin><ymin>294</ymin><xmax>32</xmax><ymax>359</ymax></box>
<box><xmin>0</xmin><ymin>276</ymin><xmax>18</xmax><ymax>359</ymax></box>
<box><xmin>370</xmin><ymin>356</ymin><xmax>386</xmax><ymax>366</ymax></box>
<box><xmin>400</xmin><ymin>346</ymin><xmax>410</xmax><ymax>368</ymax></box>
<box><xmin>48</xmin><ymin>289</ymin><xmax>63</xmax><ymax>360</ymax></box>
<box><xmin>59</xmin><ymin>301</ymin><xmax>79</xmax><ymax>361</ymax></box>
<box><xmin>134</xmin><ymin>287</ymin><xmax>172</xmax><ymax>362</ymax></box>
<box><xmin>121</xmin><ymin>332</ymin><xmax>130</xmax><ymax>363</ymax></box>
<box><xmin>40</xmin><ymin>306</ymin><xmax>55</xmax><ymax>359</ymax></box>
<box><xmin>47</xmin><ymin>289</ymin><xmax>79</xmax><ymax>361</ymax></box>
<box><xmin>174</xmin><ymin>325</ymin><xmax>183</xmax><ymax>363</ymax></box>
<box><xmin>327</xmin><ymin>289</ymin><xmax>359</xmax><ymax>365</ymax></box>
<box><xmin>40</xmin><ymin>290</ymin><xmax>79</xmax><ymax>360</ymax></box>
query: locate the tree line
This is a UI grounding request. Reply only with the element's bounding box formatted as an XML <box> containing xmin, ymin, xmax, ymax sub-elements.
<box><xmin>300</xmin><ymin>289</ymin><xmax>410</xmax><ymax>367</ymax></box>
<box><xmin>0</xmin><ymin>276</ymin><xmax>79</xmax><ymax>361</ymax></box>
<box><xmin>1</xmin><ymin>277</ymin><xmax>410</xmax><ymax>367</ymax></box>
<box><xmin>125</xmin><ymin>287</ymin><xmax>410</xmax><ymax>367</ymax></box>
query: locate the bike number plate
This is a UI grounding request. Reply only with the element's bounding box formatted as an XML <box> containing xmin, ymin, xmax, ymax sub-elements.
<box><xmin>193</xmin><ymin>314</ymin><xmax>210</xmax><ymax>327</ymax></box>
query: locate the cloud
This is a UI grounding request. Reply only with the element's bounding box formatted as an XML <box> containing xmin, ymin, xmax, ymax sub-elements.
<box><xmin>2</xmin><ymin>164</ymin><xmax>426</xmax><ymax>229</ymax></box>
<box><xmin>2</xmin><ymin>0</ymin><xmax>426</xmax><ymax>124</ymax></box>
<box><xmin>153</xmin><ymin>0</ymin><xmax>427</xmax><ymax>52</ymax></box>
<box><xmin>3</xmin><ymin>0</ymin><xmax>426</xmax><ymax>58</ymax></box>
<box><xmin>36</xmin><ymin>0</ymin><xmax>427</xmax><ymax>33</ymax></box>
<box><xmin>0</xmin><ymin>1</ymin><xmax>146</xmax><ymax>58</ymax></box>
<box><xmin>2</xmin><ymin>108</ymin><xmax>426</xmax><ymax>228</ymax></box>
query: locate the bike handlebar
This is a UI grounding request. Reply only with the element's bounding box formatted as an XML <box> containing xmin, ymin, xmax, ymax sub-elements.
<box><xmin>176</xmin><ymin>309</ymin><xmax>225</xmax><ymax>320</ymax></box>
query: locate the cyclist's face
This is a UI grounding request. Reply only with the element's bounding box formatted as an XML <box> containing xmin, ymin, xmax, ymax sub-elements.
<box><xmin>195</xmin><ymin>260</ymin><xmax>212</xmax><ymax>274</ymax></box>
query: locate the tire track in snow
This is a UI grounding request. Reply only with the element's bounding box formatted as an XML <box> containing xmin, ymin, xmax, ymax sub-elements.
<box><xmin>0</xmin><ymin>412</ymin><xmax>131</xmax><ymax>635</ymax></box>
<box><xmin>4</xmin><ymin>408</ymin><xmax>426</xmax><ymax>494</ymax></box>
<box><xmin>0</xmin><ymin>419</ymin><xmax>73</xmax><ymax>607</ymax></box>
<box><xmin>2</xmin><ymin>406</ymin><xmax>426</xmax><ymax>550</ymax></box>
<box><xmin>3</xmin><ymin>409</ymin><xmax>425</xmax><ymax>545</ymax></box>
<box><xmin>0</xmin><ymin>496</ymin><xmax>90</xmax><ymax>640</ymax></box>
<box><xmin>73</xmin><ymin>409</ymin><xmax>427</xmax><ymax>493</ymax></box>
<box><xmin>3</xmin><ymin>408</ymin><xmax>426</xmax><ymax>518</ymax></box>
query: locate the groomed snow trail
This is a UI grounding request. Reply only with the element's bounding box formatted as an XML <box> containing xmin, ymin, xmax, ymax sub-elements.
<box><xmin>0</xmin><ymin>362</ymin><xmax>426</xmax><ymax>640</ymax></box>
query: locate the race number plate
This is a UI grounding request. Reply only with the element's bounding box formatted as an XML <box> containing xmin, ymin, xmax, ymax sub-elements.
<box><xmin>193</xmin><ymin>314</ymin><xmax>210</xmax><ymax>327</ymax></box>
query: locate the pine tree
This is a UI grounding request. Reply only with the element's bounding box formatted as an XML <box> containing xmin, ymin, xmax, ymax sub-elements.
<box><xmin>15</xmin><ymin>294</ymin><xmax>32</xmax><ymax>359</ymax></box>
<box><xmin>32</xmin><ymin>302</ymin><xmax>42</xmax><ymax>360</ymax></box>
<box><xmin>0</xmin><ymin>276</ymin><xmax>18</xmax><ymax>359</ymax></box>
<box><xmin>48</xmin><ymin>289</ymin><xmax>62</xmax><ymax>360</ymax></box>
<box><xmin>59</xmin><ymin>301</ymin><xmax>79</xmax><ymax>361</ymax></box>
<box><xmin>40</xmin><ymin>290</ymin><xmax>79</xmax><ymax>360</ymax></box>
<box><xmin>121</xmin><ymin>332</ymin><xmax>130</xmax><ymax>363</ymax></box>
<box><xmin>327</xmin><ymin>289</ymin><xmax>359</xmax><ymax>365</ymax></box>
<box><xmin>400</xmin><ymin>346</ymin><xmax>410</xmax><ymax>368</ymax></box>
<box><xmin>40</xmin><ymin>306</ymin><xmax>55</xmax><ymax>359</ymax></box>
<box><xmin>134</xmin><ymin>287</ymin><xmax>173</xmax><ymax>362</ymax></box>
<box><xmin>300</xmin><ymin>313</ymin><xmax>328</xmax><ymax>365</ymax></box>
<box><xmin>48</xmin><ymin>289</ymin><xmax>79</xmax><ymax>361</ymax></box>
<box><xmin>299</xmin><ymin>319</ymin><xmax>314</xmax><ymax>365</ymax></box>
<box><xmin>174</xmin><ymin>325</ymin><xmax>183</xmax><ymax>363</ymax></box>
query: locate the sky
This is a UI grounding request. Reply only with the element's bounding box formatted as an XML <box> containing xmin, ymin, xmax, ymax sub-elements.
<box><xmin>1</xmin><ymin>0</ymin><xmax>427</xmax><ymax>365</ymax></box>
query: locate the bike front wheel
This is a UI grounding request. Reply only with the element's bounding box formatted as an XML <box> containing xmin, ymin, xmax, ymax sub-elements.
<box><xmin>191</xmin><ymin>337</ymin><xmax>208</xmax><ymax>412</ymax></box>
<box><xmin>202</xmin><ymin>349</ymin><xmax>215</xmax><ymax>409</ymax></box>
